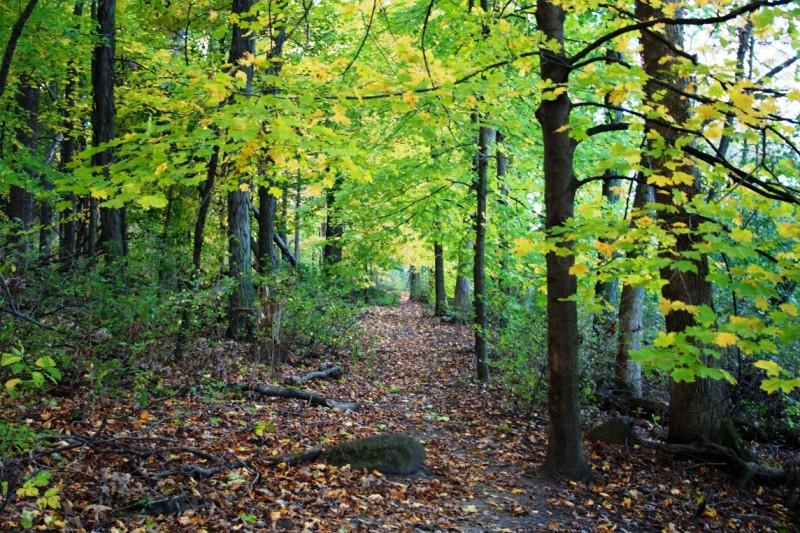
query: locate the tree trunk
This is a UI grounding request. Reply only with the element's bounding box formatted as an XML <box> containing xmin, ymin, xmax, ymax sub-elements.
<box><xmin>434</xmin><ymin>242</ymin><xmax>445</xmax><ymax>317</ymax></box>
<box><xmin>59</xmin><ymin>2</ymin><xmax>82</xmax><ymax>268</ymax></box>
<box><xmin>6</xmin><ymin>81</ymin><xmax>39</xmax><ymax>262</ymax></box>
<box><xmin>225</xmin><ymin>0</ymin><xmax>256</xmax><ymax>340</ymax></box>
<box><xmin>615</xmin><ymin>182</ymin><xmax>651</xmax><ymax>398</ymax></box>
<box><xmin>323</xmin><ymin>181</ymin><xmax>343</xmax><ymax>267</ymax></box>
<box><xmin>92</xmin><ymin>0</ymin><xmax>123</xmax><ymax>258</ymax></box>
<box><xmin>637</xmin><ymin>0</ymin><xmax>727</xmax><ymax>444</ymax></box>
<box><xmin>593</xmin><ymin>60</ymin><xmax>623</xmax><ymax>336</ymax></box>
<box><xmin>536</xmin><ymin>0</ymin><xmax>589</xmax><ymax>480</ymax></box>
<box><xmin>0</xmin><ymin>0</ymin><xmax>38</xmax><ymax>100</ymax></box>
<box><xmin>473</xmin><ymin>126</ymin><xmax>492</xmax><ymax>382</ymax></box>
<box><xmin>454</xmin><ymin>239</ymin><xmax>472</xmax><ymax>316</ymax></box>
<box><xmin>227</xmin><ymin>190</ymin><xmax>255</xmax><ymax>340</ymax></box>
<box><xmin>257</xmin><ymin>185</ymin><xmax>278</xmax><ymax>272</ymax></box>
<box><xmin>294</xmin><ymin>173</ymin><xmax>301</xmax><ymax>263</ymax></box>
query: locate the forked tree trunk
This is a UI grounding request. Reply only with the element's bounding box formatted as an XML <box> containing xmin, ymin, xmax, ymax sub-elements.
<box><xmin>637</xmin><ymin>0</ymin><xmax>727</xmax><ymax>444</ymax></box>
<box><xmin>536</xmin><ymin>0</ymin><xmax>589</xmax><ymax>480</ymax></box>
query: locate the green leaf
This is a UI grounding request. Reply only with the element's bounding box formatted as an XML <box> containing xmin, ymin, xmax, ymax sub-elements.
<box><xmin>753</xmin><ymin>359</ymin><xmax>782</xmax><ymax>377</ymax></box>
<box><xmin>1</xmin><ymin>354</ymin><xmax>22</xmax><ymax>366</ymax></box>
<box><xmin>136</xmin><ymin>194</ymin><xmax>168</xmax><ymax>209</ymax></box>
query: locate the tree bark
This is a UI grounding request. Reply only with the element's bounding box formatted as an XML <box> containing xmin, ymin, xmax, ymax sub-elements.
<box><xmin>225</xmin><ymin>0</ymin><xmax>256</xmax><ymax>340</ymax></box>
<box><xmin>6</xmin><ymin>81</ymin><xmax>39</xmax><ymax>262</ymax></box>
<box><xmin>615</xmin><ymin>182</ymin><xmax>651</xmax><ymax>398</ymax></box>
<box><xmin>323</xmin><ymin>180</ymin><xmax>343</xmax><ymax>267</ymax></box>
<box><xmin>0</xmin><ymin>0</ymin><xmax>38</xmax><ymax>100</ymax></box>
<box><xmin>536</xmin><ymin>0</ymin><xmax>589</xmax><ymax>480</ymax></box>
<box><xmin>294</xmin><ymin>173</ymin><xmax>301</xmax><ymax>263</ymax></box>
<box><xmin>637</xmin><ymin>0</ymin><xmax>728</xmax><ymax>444</ymax></box>
<box><xmin>92</xmin><ymin>0</ymin><xmax>123</xmax><ymax>258</ymax></box>
<box><xmin>473</xmin><ymin>125</ymin><xmax>492</xmax><ymax>382</ymax></box>
<box><xmin>58</xmin><ymin>3</ymin><xmax>82</xmax><ymax>268</ymax></box>
<box><xmin>454</xmin><ymin>239</ymin><xmax>472</xmax><ymax>316</ymax></box>
<box><xmin>257</xmin><ymin>185</ymin><xmax>278</xmax><ymax>272</ymax></box>
<box><xmin>434</xmin><ymin>242</ymin><xmax>445</xmax><ymax>317</ymax></box>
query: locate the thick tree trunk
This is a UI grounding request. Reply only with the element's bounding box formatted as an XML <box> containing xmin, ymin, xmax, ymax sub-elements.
<box><xmin>225</xmin><ymin>0</ymin><xmax>256</xmax><ymax>340</ymax></box>
<box><xmin>434</xmin><ymin>242</ymin><xmax>445</xmax><ymax>317</ymax></box>
<box><xmin>6</xmin><ymin>82</ymin><xmax>39</xmax><ymax>261</ymax></box>
<box><xmin>536</xmin><ymin>0</ymin><xmax>589</xmax><ymax>480</ymax></box>
<box><xmin>92</xmin><ymin>0</ymin><xmax>123</xmax><ymax>258</ymax></box>
<box><xmin>0</xmin><ymin>0</ymin><xmax>38</xmax><ymax>100</ymax></box>
<box><xmin>227</xmin><ymin>190</ymin><xmax>255</xmax><ymax>339</ymax></box>
<box><xmin>637</xmin><ymin>0</ymin><xmax>728</xmax><ymax>444</ymax></box>
<box><xmin>615</xmin><ymin>182</ymin><xmax>651</xmax><ymax>398</ymax></box>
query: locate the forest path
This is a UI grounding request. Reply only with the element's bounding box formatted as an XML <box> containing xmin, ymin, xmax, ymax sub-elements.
<box><xmin>352</xmin><ymin>300</ymin><xmax>567</xmax><ymax>531</ymax></box>
<box><xmin>350</xmin><ymin>301</ymin><xmax>790</xmax><ymax>531</ymax></box>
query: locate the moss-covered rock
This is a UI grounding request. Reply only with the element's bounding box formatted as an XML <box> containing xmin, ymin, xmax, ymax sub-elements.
<box><xmin>323</xmin><ymin>433</ymin><xmax>425</xmax><ymax>475</ymax></box>
<box><xmin>588</xmin><ymin>417</ymin><xmax>635</xmax><ymax>446</ymax></box>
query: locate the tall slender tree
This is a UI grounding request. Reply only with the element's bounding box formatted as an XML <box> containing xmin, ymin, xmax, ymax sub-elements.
<box><xmin>92</xmin><ymin>0</ymin><xmax>124</xmax><ymax>257</ymax></box>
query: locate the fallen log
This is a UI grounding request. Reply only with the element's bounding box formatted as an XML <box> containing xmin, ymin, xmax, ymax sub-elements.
<box><xmin>285</xmin><ymin>364</ymin><xmax>342</xmax><ymax>386</ymax></box>
<box><xmin>228</xmin><ymin>382</ymin><xmax>357</xmax><ymax>410</ymax></box>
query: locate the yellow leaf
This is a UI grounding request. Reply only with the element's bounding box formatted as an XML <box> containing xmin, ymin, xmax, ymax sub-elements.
<box><xmin>788</xmin><ymin>90</ymin><xmax>800</xmax><ymax>102</ymax></box>
<box><xmin>139</xmin><ymin>411</ymin><xmax>151</xmax><ymax>421</ymax></box>
<box><xmin>209</xmin><ymin>9</ymin><xmax>218</xmax><ymax>20</ymax></box>
<box><xmin>234</xmin><ymin>70</ymin><xmax>248</xmax><ymax>84</ymax></box>
<box><xmin>695</xmin><ymin>104</ymin><xmax>717</xmax><ymax>120</ymax></box>
<box><xmin>569</xmin><ymin>263</ymin><xmax>589</xmax><ymax>277</ymax></box>
<box><xmin>647</xmin><ymin>174</ymin><xmax>671</xmax><ymax>187</ymax></box>
<box><xmin>754</xmin><ymin>359</ymin><xmax>782</xmax><ymax>377</ymax></box>
<box><xmin>402</xmin><ymin>91</ymin><xmax>419</xmax><ymax>106</ymax></box>
<box><xmin>755</xmin><ymin>297</ymin><xmax>769</xmax><ymax>311</ymax></box>
<box><xmin>5</xmin><ymin>378</ymin><xmax>22</xmax><ymax>392</ymax></box>
<box><xmin>671</xmin><ymin>171</ymin><xmax>693</xmax><ymax>186</ymax></box>
<box><xmin>512</xmin><ymin>237</ymin><xmax>535</xmax><ymax>257</ymax></box>
<box><xmin>155</xmin><ymin>162</ymin><xmax>168</xmax><ymax>175</ymax></box>
<box><xmin>331</xmin><ymin>103</ymin><xmax>351</xmax><ymax>126</ymax></box>
<box><xmin>239</xmin><ymin>183</ymin><xmax>250</xmax><ymax>192</ymax></box>
<box><xmin>268</xmin><ymin>186</ymin><xmax>282</xmax><ymax>197</ymax></box>
<box><xmin>730</xmin><ymin>228</ymin><xmax>753</xmax><ymax>243</ymax></box>
<box><xmin>466</xmin><ymin>95</ymin><xmax>478</xmax><ymax>108</ymax></box>
<box><xmin>713</xmin><ymin>332</ymin><xmax>737</xmax><ymax>348</ymax></box>
<box><xmin>593</xmin><ymin>240</ymin><xmax>615</xmax><ymax>258</ymax></box>
<box><xmin>780</xmin><ymin>303</ymin><xmax>798</xmax><ymax>317</ymax></box>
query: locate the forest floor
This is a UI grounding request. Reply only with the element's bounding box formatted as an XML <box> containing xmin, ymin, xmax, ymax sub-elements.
<box><xmin>1</xmin><ymin>300</ymin><xmax>796</xmax><ymax>531</ymax></box>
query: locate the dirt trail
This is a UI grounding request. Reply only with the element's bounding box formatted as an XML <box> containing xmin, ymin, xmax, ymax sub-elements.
<box><xmin>352</xmin><ymin>301</ymin><xmax>564</xmax><ymax>531</ymax></box>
